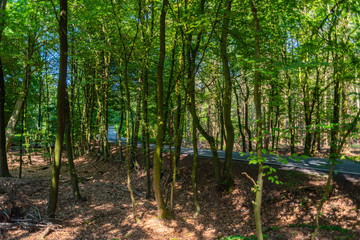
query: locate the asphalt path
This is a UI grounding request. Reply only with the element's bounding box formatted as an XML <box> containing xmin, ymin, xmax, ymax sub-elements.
<box><xmin>108</xmin><ymin>126</ymin><xmax>360</xmax><ymax>177</ymax></box>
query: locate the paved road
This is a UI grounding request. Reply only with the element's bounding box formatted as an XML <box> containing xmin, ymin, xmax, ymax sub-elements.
<box><xmin>108</xmin><ymin>126</ymin><xmax>360</xmax><ymax>176</ymax></box>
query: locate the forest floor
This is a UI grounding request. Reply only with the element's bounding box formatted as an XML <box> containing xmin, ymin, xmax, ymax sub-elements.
<box><xmin>0</xmin><ymin>144</ymin><xmax>360</xmax><ymax>240</ymax></box>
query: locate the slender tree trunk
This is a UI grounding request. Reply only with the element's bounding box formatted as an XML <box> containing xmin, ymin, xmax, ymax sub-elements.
<box><xmin>163</xmin><ymin>32</ymin><xmax>178</xmax><ymax>145</ymax></box>
<box><xmin>171</xmin><ymin>60</ymin><xmax>183</xmax><ymax>209</ymax></box>
<box><xmin>45</xmin><ymin>70</ymin><xmax>52</xmax><ymax>164</ymax></box>
<box><xmin>311</xmin><ymin>98</ymin><xmax>321</xmax><ymax>155</ymax></box>
<box><xmin>86</xmin><ymin>84</ymin><xmax>95</xmax><ymax>151</ymax></box>
<box><xmin>272</xmin><ymin>105</ymin><xmax>280</xmax><ymax>150</ymax></box>
<box><xmin>118</xmin><ymin>111</ymin><xmax>124</xmax><ymax>161</ymax></box>
<box><xmin>124</xmin><ymin>62</ymin><xmax>139</xmax><ymax>222</ymax></box>
<box><xmin>312</xmin><ymin>58</ymin><xmax>342</xmax><ymax>239</ymax></box>
<box><xmin>118</xmin><ymin>67</ymin><xmax>125</xmax><ymax>162</ymax></box>
<box><xmin>302</xmin><ymin>66</ymin><xmax>313</xmax><ymax>156</ymax></box>
<box><xmin>140</xmin><ymin>0</ymin><xmax>154</xmax><ymax>199</ymax></box>
<box><xmin>244</xmin><ymin>77</ymin><xmax>252</xmax><ymax>152</ymax></box>
<box><xmin>186</xmin><ymin>35</ymin><xmax>201</xmax><ymax>216</ymax></box>
<box><xmin>65</xmin><ymin>92</ymin><xmax>81</xmax><ymax>201</ymax></box>
<box><xmin>6</xmin><ymin>34</ymin><xmax>34</xmax><ymax>151</ymax></box>
<box><xmin>286</xmin><ymin>72</ymin><xmax>295</xmax><ymax>154</ymax></box>
<box><xmin>153</xmin><ymin>0</ymin><xmax>171</xmax><ymax>219</ymax></box>
<box><xmin>234</xmin><ymin>88</ymin><xmax>247</xmax><ymax>152</ymax></box>
<box><xmin>19</xmin><ymin>107</ymin><xmax>25</xmax><ymax>178</ymax></box>
<box><xmin>190</xmin><ymin>102</ymin><xmax>200</xmax><ymax>216</ymax></box>
<box><xmin>131</xmin><ymin>71</ymin><xmax>142</xmax><ymax>167</ymax></box>
<box><xmin>23</xmin><ymin>101</ymin><xmax>31</xmax><ymax>164</ymax></box>
<box><xmin>37</xmin><ymin>77</ymin><xmax>42</xmax><ymax>148</ymax></box>
<box><xmin>250</xmin><ymin>1</ymin><xmax>263</xmax><ymax>239</ymax></box>
<box><xmin>102</xmin><ymin>51</ymin><xmax>111</xmax><ymax>161</ymax></box>
<box><xmin>47</xmin><ymin>0</ymin><xmax>68</xmax><ymax>217</ymax></box>
<box><xmin>219</xmin><ymin>98</ymin><xmax>225</xmax><ymax>151</ymax></box>
<box><xmin>220</xmin><ymin>0</ymin><xmax>234</xmax><ymax>192</ymax></box>
<box><xmin>142</xmin><ymin>66</ymin><xmax>151</xmax><ymax>198</ymax></box>
<box><xmin>0</xmin><ymin>0</ymin><xmax>9</xmax><ymax>178</ymax></box>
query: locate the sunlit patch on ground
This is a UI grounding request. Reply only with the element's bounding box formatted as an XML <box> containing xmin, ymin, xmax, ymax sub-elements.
<box><xmin>0</xmin><ymin>144</ymin><xmax>359</xmax><ymax>239</ymax></box>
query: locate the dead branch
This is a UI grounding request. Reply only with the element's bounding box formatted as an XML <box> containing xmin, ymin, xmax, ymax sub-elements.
<box><xmin>242</xmin><ymin>172</ymin><xmax>256</xmax><ymax>186</ymax></box>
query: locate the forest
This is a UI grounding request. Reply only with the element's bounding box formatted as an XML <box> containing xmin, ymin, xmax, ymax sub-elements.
<box><xmin>0</xmin><ymin>0</ymin><xmax>360</xmax><ymax>239</ymax></box>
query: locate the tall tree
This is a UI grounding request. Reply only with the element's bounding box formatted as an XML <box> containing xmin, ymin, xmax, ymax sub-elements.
<box><xmin>0</xmin><ymin>0</ymin><xmax>10</xmax><ymax>177</ymax></box>
<box><xmin>111</xmin><ymin>0</ymin><xmax>142</xmax><ymax>221</ymax></box>
<box><xmin>250</xmin><ymin>0</ymin><xmax>264</xmax><ymax>239</ymax></box>
<box><xmin>220</xmin><ymin>0</ymin><xmax>234</xmax><ymax>192</ymax></box>
<box><xmin>140</xmin><ymin>0</ymin><xmax>155</xmax><ymax>199</ymax></box>
<box><xmin>153</xmin><ymin>0</ymin><xmax>171</xmax><ymax>219</ymax></box>
<box><xmin>47</xmin><ymin>0</ymin><xmax>68</xmax><ymax>217</ymax></box>
<box><xmin>65</xmin><ymin>91</ymin><xmax>81</xmax><ymax>201</ymax></box>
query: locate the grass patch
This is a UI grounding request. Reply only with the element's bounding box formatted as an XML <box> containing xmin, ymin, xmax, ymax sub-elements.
<box><xmin>288</xmin><ymin>224</ymin><xmax>355</xmax><ymax>239</ymax></box>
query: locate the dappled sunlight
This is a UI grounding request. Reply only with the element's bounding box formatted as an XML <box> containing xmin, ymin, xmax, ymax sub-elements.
<box><xmin>1</xmin><ymin>146</ymin><xmax>359</xmax><ymax>239</ymax></box>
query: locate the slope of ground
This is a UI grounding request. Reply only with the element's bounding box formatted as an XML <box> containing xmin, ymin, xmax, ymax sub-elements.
<box><xmin>0</xmin><ymin>144</ymin><xmax>359</xmax><ymax>239</ymax></box>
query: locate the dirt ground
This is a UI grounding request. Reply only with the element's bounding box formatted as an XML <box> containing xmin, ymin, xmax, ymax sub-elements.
<box><xmin>0</xmin><ymin>144</ymin><xmax>359</xmax><ymax>240</ymax></box>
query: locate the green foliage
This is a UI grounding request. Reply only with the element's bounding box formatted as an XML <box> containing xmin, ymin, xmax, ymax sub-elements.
<box><xmin>288</xmin><ymin>224</ymin><xmax>354</xmax><ymax>239</ymax></box>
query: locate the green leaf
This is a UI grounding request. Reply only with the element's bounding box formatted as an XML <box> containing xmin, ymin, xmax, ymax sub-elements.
<box><xmin>249</xmin><ymin>159</ymin><xmax>257</xmax><ymax>164</ymax></box>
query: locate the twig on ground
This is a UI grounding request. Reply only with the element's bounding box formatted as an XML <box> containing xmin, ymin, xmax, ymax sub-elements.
<box><xmin>41</xmin><ymin>226</ymin><xmax>52</xmax><ymax>238</ymax></box>
<box><xmin>242</xmin><ymin>172</ymin><xmax>256</xmax><ymax>186</ymax></box>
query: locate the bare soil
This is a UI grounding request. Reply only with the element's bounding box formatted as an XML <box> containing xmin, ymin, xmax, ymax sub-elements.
<box><xmin>0</xmin><ymin>144</ymin><xmax>359</xmax><ymax>240</ymax></box>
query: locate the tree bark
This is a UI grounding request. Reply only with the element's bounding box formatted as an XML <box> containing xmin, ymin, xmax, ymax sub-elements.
<box><xmin>47</xmin><ymin>0</ymin><xmax>68</xmax><ymax>217</ymax></box>
<box><xmin>65</xmin><ymin>91</ymin><xmax>81</xmax><ymax>201</ymax></box>
<box><xmin>142</xmin><ymin>66</ymin><xmax>151</xmax><ymax>198</ymax></box>
<box><xmin>131</xmin><ymin>71</ymin><xmax>142</xmax><ymax>166</ymax></box>
<box><xmin>140</xmin><ymin>0</ymin><xmax>155</xmax><ymax>199</ymax></box>
<box><xmin>285</xmin><ymin>71</ymin><xmax>295</xmax><ymax>154</ymax></box>
<box><xmin>0</xmin><ymin>0</ymin><xmax>10</xmax><ymax>177</ymax></box>
<box><xmin>5</xmin><ymin>31</ymin><xmax>35</xmax><ymax>151</ymax></box>
<box><xmin>244</xmin><ymin>76</ymin><xmax>253</xmax><ymax>152</ymax></box>
<box><xmin>250</xmin><ymin>1</ymin><xmax>264</xmax><ymax>239</ymax></box>
<box><xmin>234</xmin><ymin>88</ymin><xmax>247</xmax><ymax>152</ymax></box>
<box><xmin>220</xmin><ymin>0</ymin><xmax>234</xmax><ymax>192</ymax></box>
<box><xmin>153</xmin><ymin>0</ymin><xmax>171</xmax><ymax>219</ymax></box>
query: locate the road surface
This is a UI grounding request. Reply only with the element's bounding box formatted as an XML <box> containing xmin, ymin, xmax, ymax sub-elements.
<box><xmin>107</xmin><ymin>126</ymin><xmax>360</xmax><ymax>176</ymax></box>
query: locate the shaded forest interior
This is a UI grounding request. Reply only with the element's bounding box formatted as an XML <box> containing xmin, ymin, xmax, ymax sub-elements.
<box><xmin>0</xmin><ymin>0</ymin><xmax>360</xmax><ymax>239</ymax></box>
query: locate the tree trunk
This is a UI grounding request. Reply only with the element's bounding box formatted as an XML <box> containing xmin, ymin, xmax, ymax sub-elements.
<box><xmin>142</xmin><ymin>66</ymin><xmax>150</xmax><ymax>198</ymax></box>
<box><xmin>171</xmin><ymin>59</ymin><xmax>183</xmax><ymax>208</ymax></box>
<box><xmin>23</xmin><ymin>101</ymin><xmax>31</xmax><ymax>164</ymax></box>
<box><xmin>37</xmin><ymin>77</ymin><xmax>42</xmax><ymax>148</ymax></box>
<box><xmin>140</xmin><ymin>0</ymin><xmax>155</xmax><ymax>199</ymax></box>
<box><xmin>244</xmin><ymin>76</ymin><xmax>252</xmax><ymax>152</ymax></box>
<box><xmin>19</xmin><ymin>106</ymin><xmax>25</xmax><ymax>178</ymax></box>
<box><xmin>6</xmin><ymin>33</ymin><xmax>34</xmax><ymax>151</ymax></box>
<box><xmin>250</xmin><ymin>1</ymin><xmax>264</xmax><ymax>239</ymax></box>
<box><xmin>302</xmin><ymin>66</ymin><xmax>313</xmax><ymax>156</ymax></box>
<box><xmin>187</xmin><ymin>37</ymin><xmax>201</xmax><ymax>216</ymax></box>
<box><xmin>0</xmin><ymin>0</ymin><xmax>9</xmax><ymax>178</ymax></box>
<box><xmin>219</xmin><ymin>98</ymin><xmax>225</xmax><ymax>151</ymax></box>
<box><xmin>153</xmin><ymin>0</ymin><xmax>170</xmax><ymax>219</ymax></box>
<box><xmin>234</xmin><ymin>88</ymin><xmax>247</xmax><ymax>152</ymax></box>
<box><xmin>163</xmin><ymin>32</ymin><xmax>178</xmax><ymax>146</ymax></box>
<box><xmin>131</xmin><ymin>71</ymin><xmax>142</xmax><ymax>167</ymax></box>
<box><xmin>102</xmin><ymin>50</ymin><xmax>111</xmax><ymax>162</ymax></box>
<box><xmin>286</xmin><ymin>72</ymin><xmax>295</xmax><ymax>154</ymax></box>
<box><xmin>47</xmin><ymin>0</ymin><xmax>68</xmax><ymax>217</ymax></box>
<box><xmin>220</xmin><ymin>0</ymin><xmax>234</xmax><ymax>192</ymax></box>
<box><xmin>65</xmin><ymin>91</ymin><xmax>81</xmax><ymax>201</ymax></box>
<box><xmin>124</xmin><ymin>61</ymin><xmax>139</xmax><ymax>221</ymax></box>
